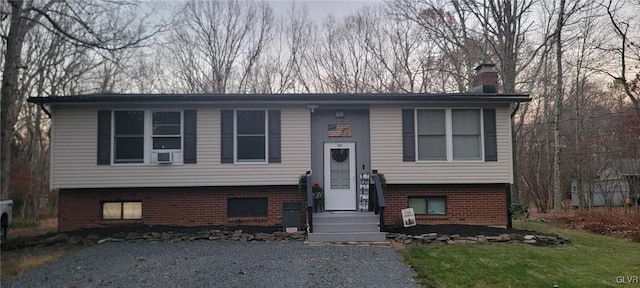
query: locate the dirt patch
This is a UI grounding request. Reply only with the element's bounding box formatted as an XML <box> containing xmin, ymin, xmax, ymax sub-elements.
<box><xmin>2</xmin><ymin>219</ymin><xmax>65</xmax><ymax>279</ymax></box>
<box><xmin>1</xmin><ymin>244</ymin><xmax>83</xmax><ymax>279</ymax></box>
<box><xmin>8</xmin><ymin>218</ymin><xmax>58</xmax><ymax>239</ymax></box>
<box><xmin>553</xmin><ymin>210</ymin><xmax>640</xmax><ymax>242</ymax></box>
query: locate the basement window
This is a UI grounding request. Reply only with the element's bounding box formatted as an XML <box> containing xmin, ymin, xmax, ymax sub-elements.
<box><xmin>227</xmin><ymin>198</ymin><xmax>268</xmax><ymax>217</ymax></box>
<box><xmin>102</xmin><ymin>201</ymin><xmax>142</xmax><ymax>220</ymax></box>
<box><xmin>408</xmin><ymin>197</ymin><xmax>446</xmax><ymax>215</ymax></box>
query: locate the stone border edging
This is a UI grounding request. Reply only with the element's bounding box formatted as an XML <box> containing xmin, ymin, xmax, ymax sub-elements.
<box><xmin>3</xmin><ymin>230</ymin><xmax>571</xmax><ymax>251</ymax></box>
<box><xmin>386</xmin><ymin>232</ymin><xmax>570</xmax><ymax>245</ymax></box>
<box><xmin>2</xmin><ymin>230</ymin><xmax>307</xmax><ymax>251</ymax></box>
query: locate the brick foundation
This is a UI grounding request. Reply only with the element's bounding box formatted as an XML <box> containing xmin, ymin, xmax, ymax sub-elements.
<box><xmin>383</xmin><ymin>184</ymin><xmax>508</xmax><ymax>227</ymax></box>
<box><xmin>58</xmin><ymin>186</ymin><xmax>307</xmax><ymax>232</ymax></box>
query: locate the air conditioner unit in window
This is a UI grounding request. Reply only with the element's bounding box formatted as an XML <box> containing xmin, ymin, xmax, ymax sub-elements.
<box><xmin>155</xmin><ymin>152</ymin><xmax>173</xmax><ymax>164</ymax></box>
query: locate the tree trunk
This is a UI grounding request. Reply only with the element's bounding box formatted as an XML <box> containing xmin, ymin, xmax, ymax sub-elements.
<box><xmin>1</xmin><ymin>0</ymin><xmax>28</xmax><ymax>200</ymax></box>
<box><xmin>553</xmin><ymin>0</ymin><xmax>565</xmax><ymax>213</ymax></box>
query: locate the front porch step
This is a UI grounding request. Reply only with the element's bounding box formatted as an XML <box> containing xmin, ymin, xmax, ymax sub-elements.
<box><xmin>313</xmin><ymin>222</ymin><xmax>379</xmax><ymax>233</ymax></box>
<box><xmin>307</xmin><ymin>232</ymin><xmax>387</xmax><ymax>242</ymax></box>
<box><xmin>313</xmin><ymin>211</ymin><xmax>379</xmax><ymax>224</ymax></box>
<box><xmin>308</xmin><ymin>211</ymin><xmax>386</xmax><ymax>242</ymax></box>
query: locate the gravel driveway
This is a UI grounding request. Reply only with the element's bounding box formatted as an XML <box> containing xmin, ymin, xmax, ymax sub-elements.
<box><xmin>2</xmin><ymin>241</ymin><xmax>419</xmax><ymax>288</ymax></box>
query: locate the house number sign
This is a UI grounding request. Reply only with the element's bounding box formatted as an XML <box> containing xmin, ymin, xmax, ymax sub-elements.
<box><xmin>359</xmin><ymin>173</ymin><xmax>370</xmax><ymax>211</ymax></box>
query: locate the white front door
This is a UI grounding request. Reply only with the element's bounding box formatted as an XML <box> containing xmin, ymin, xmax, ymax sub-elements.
<box><xmin>323</xmin><ymin>142</ymin><xmax>356</xmax><ymax>210</ymax></box>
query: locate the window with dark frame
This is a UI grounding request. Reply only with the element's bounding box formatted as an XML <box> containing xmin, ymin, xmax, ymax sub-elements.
<box><xmin>236</xmin><ymin>110</ymin><xmax>267</xmax><ymax>162</ymax></box>
<box><xmin>227</xmin><ymin>198</ymin><xmax>268</xmax><ymax>217</ymax></box>
<box><xmin>102</xmin><ymin>201</ymin><xmax>142</xmax><ymax>220</ymax></box>
<box><xmin>408</xmin><ymin>197</ymin><xmax>446</xmax><ymax>215</ymax></box>
<box><xmin>113</xmin><ymin>111</ymin><xmax>145</xmax><ymax>163</ymax></box>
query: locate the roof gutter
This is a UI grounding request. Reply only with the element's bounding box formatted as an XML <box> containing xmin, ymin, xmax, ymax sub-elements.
<box><xmin>39</xmin><ymin>103</ymin><xmax>52</xmax><ymax>118</ymax></box>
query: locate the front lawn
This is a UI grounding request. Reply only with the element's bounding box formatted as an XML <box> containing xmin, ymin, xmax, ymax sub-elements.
<box><xmin>400</xmin><ymin>222</ymin><xmax>640</xmax><ymax>287</ymax></box>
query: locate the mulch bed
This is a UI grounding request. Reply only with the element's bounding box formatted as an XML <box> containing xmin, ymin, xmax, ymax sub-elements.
<box><xmin>385</xmin><ymin>224</ymin><xmax>545</xmax><ymax>237</ymax></box>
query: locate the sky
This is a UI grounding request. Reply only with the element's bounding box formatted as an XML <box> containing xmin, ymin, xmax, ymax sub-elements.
<box><xmin>266</xmin><ymin>0</ymin><xmax>384</xmax><ymax>21</ymax></box>
<box><xmin>153</xmin><ymin>0</ymin><xmax>386</xmax><ymax>22</ymax></box>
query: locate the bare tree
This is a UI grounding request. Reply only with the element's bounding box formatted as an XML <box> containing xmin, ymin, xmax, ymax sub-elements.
<box><xmin>600</xmin><ymin>0</ymin><xmax>640</xmax><ymax>115</ymax></box>
<box><xmin>167</xmin><ymin>0</ymin><xmax>273</xmax><ymax>94</ymax></box>
<box><xmin>389</xmin><ymin>0</ymin><xmax>483</xmax><ymax>92</ymax></box>
<box><xmin>1</xmin><ymin>0</ymin><xmax>165</xmax><ymax>200</ymax></box>
<box><xmin>243</xmin><ymin>3</ymin><xmax>314</xmax><ymax>93</ymax></box>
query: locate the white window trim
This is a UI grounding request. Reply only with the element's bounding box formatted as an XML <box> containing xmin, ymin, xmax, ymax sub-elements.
<box><xmin>102</xmin><ymin>201</ymin><xmax>143</xmax><ymax>220</ymax></box>
<box><xmin>150</xmin><ymin>110</ymin><xmax>184</xmax><ymax>152</ymax></box>
<box><xmin>111</xmin><ymin>109</ymin><xmax>184</xmax><ymax>166</ymax></box>
<box><xmin>415</xmin><ymin>107</ymin><xmax>485</xmax><ymax>163</ymax></box>
<box><xmin>409</xmin><ymin>196</ymin><xmax>447</xmax><ymax>215</ymax></box>
<box><xmin>233</xmin><ymin>109</ymin><xmax>269</xmax><ymax>164</ymax></box>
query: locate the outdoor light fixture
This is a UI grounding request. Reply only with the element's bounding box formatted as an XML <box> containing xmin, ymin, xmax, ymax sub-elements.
<box><xmin>307</xmin><ymin>104</ymin><xmax>318</xmax><ymax>113</ymax></box>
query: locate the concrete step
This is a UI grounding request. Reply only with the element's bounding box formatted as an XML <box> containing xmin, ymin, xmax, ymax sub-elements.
<box><xmin>313</xmin><ymin>212</ymin><xmax>379</xmax><ymax>224</ymax></box>
<box><xmin>307</xmin><ymin>232</ymin><xmax>387</xmax><ymax>242</ymax></box>
<box><xmin>313</xmin><ymin>222</ymin><xmax>379</xmax><ymax>233</ymax></box>
<box><xmin>308</xmin><ymin>212</ymin><xmax>386</xmax><ymax>242</ymax></box>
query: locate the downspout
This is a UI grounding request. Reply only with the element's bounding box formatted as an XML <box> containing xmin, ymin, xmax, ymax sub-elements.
<box><xmin>508</xmin><ymin>101</ymin><xmax>521</xmax><ymax>230</ymax></box>
<box><xmin>39</xmin><ymin>103</ymin><xmax>52</xmax><ymax>138</ymax></box>
<box><xmin>506</xmin><ymin>183</ymin><xmax>512</xmax><ymax>229</ymax></box>
<box><xmin>39</xmin><ymin>103</ymin><xmax>51</xmax><ymax>118</ymax></box>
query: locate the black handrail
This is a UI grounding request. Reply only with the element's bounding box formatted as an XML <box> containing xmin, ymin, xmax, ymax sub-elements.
<box><xmin>305</xmin><ymin>171</ymin><xmax>313</xmax><ymax>233</ymax></box>
<box><xmin>371</xmin><ymin>171</ymin><xmax>386</xmax><ymax>232</ymax></box>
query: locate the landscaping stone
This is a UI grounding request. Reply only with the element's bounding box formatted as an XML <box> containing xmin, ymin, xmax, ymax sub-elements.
<box><xmin>2</xmin><ymin>224</ymin><xmax>571</xmax><ymax>252</ymax></box>
<box><xmin>43</xmin><ymin>233</ymin><xmax>68</xmax><ymax>246</ymax></box>
<box><xmin>385</xmin><ymin>231</ymin><xmax>570</xmax><ymax>246</ymax></box>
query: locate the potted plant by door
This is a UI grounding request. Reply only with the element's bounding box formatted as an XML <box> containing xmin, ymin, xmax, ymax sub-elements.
<box><xmin>312</xmin><ymin>183</ymin><xmax>324</xmax><ymax>212</ymax></box>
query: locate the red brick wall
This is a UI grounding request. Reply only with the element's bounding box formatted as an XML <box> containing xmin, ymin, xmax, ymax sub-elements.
<box><xmin>383</xmin><ymin>184</ymin><xmax>508</xmax><ymax>227</ymax></box>
<box><xmin>58</xmin><ymin>186</ymin><xmax>307</xmax><ymax>232</ymax></box>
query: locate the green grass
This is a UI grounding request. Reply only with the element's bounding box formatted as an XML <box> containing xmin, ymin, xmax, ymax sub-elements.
<box><xmin>400</xmin><ymin>222</ymin><xmax>640</xmax><ymax>288</ymax></box>
<box><xmin>9</xmin><ymin>219</ymin><xmax>40</xmax><ymax>228</ymax></box>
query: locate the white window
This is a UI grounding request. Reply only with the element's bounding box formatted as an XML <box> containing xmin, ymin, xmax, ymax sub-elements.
<box><xmin>452</xmin><ymin>109</ymin><xmax>482</xmax><ymax>160</ymax></box>
<box><xmin>417</xmin><ymin>109</ymin><xmax>446</xmax><ymax>161</ymax></box>
<box><xmin>416</xmin><ymin>108</ymin><xmax>483</xmax><ymax>161</ymax></box>
<box><xmin>102</xmin><ymin>201</ymin><xmax>142</xmax><ymax>220</ymax></box>
<box><xmin>235</xmin><ymin>110</ymin><xmax>267</xmax><ymax>163</ymax></box>
<box><xmin>112</xmin><ymin>110</ymin><xmax>183</xmax><ymax>164</ymax></box>
<box><xmin>152</xmin><ymin>111</ymin><xmax>182</xmax><ymax>150</ymax></box>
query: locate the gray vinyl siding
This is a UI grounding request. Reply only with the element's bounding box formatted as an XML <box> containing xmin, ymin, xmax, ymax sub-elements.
<box><xmin>50</xmin><ymin>106</ymin><xmax>310</xmax><ymax>189</ymax></box>
<box><xmin>310</xmin><ymin>109</ymin><xmax>371</xmax><ymax>188</ymax></box>
<box><xmin>370</xmin><ymin>104</ymin><xmax>514</xmax><ymax>184</ymax></box>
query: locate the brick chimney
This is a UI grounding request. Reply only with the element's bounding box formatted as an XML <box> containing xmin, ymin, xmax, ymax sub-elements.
<box><xmin>472</xmin><ymin>63</ymin><xmax>498</xmax><ymax>93</ymax></box>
